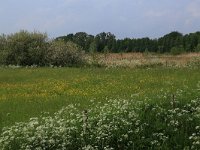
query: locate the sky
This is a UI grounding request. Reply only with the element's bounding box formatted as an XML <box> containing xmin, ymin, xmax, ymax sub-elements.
<box><xmin>1</xmin><ymin>0</ymin><xmax>200</xmax><ymax>39</ymax></box>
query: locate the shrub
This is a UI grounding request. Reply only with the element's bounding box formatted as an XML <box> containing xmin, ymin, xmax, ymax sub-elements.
<box><xmin>0</xmin><ymin>30</ymin><xmax>48</xmax><ymax>66</ymax></box>
<box><xmin>195</xmin><ymin>44</ymin><xmax>200</xmax><ymax>52</ymax></box>
<box><xmin>0</xmin><ymin>31</ymin><xmax>87</xmax><ymax>67</ymax></box>
<box><xmin>0</xmin><ymin>34</ymin><xmax>8</xmax><ymax>65</ymax></box>
<box><xmin>46</xmin><ymin>40</ymin><xmax>86</xmax><ymax>67</ymax></box>
<box><xmin>170</xmin><ymin>45</ymin><xmax>185</xmax><ymax>55</ymax></box>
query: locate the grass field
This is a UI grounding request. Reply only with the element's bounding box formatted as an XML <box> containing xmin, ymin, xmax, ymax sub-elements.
<box><xmin>0</xmin><ymin>67</ymin><xmax>199</xmax><ymax>129</ymax></box>
<box><xmin>0</xmin><ymin>56</ymin><xmax>200</xmax><ymax>149</ymax></box>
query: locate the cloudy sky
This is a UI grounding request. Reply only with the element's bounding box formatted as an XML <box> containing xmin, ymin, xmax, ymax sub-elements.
<box><xmin>1</xmin><ymin>0</ymin><xmax>200</xmax><ymax>39</ymax></box>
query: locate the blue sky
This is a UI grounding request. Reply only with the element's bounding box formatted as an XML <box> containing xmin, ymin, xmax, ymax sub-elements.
<box><xmin>1</xmin><ymin>0</ymin><xmax>200</xmax><ymax>39</ymax></box>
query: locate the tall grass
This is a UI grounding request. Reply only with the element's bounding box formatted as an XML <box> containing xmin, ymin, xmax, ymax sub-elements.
<box><xmin>97</xmin><ymin>52</ymin><xmax>200</xmax><ymax>68</ymax></box>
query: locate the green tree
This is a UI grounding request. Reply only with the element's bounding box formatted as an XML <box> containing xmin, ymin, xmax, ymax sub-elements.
<box><xmin>95</xmin><ymin>32</ymin><xmax>116</xmax><ymax>52</ymax></box>
<box><xmin>170</xmin><ymin>45</ymin><xmax>185</xmax><ymax>55</ymax></box>
<box><xmin>103</xmin><ymin>46</ymin><xmax>109</xmax><ymax>59</ymax></box>
<box><xmin>73</xmin><ymin>32</ymin><xmax>88</xmax><ymax>50</ymax></box>
<box><xmin>56</xmin><ymin>33</ymin><xmax>94</xmax><ymax>52</ymax></box>
<box><xmin>195</xmin><ymin>44</ymin><xmax>200</xmax><ymax>52</ymax></box>
<box><xmin>158</xmin><ymin>31</ymin><xmax>183</xmax><ymax>53</ymax></box>
<box><xmin>89</xmin><ymin>41</ymin><xmax>99</xmax><ymax>64</ymax></box>
<box><xmin>1</xmin><ymin>30</ymin><xmax>48</xmax><ymax>66</ymax></box>
<box><xmin>0</xmin><ymin>34</ymin><xmax>8</xmax><ymax>64</ymax></box>
<box><xmin>89</xmin><ymin>41</ymin><xmax>97</xmax><ymax>54</ymax></box>
<box><xmin>55</xmin><ymin>34</ymin><xmax>74</xmax><ymax>42</ymax></box>
<box><xmin>183</xmin><ymin>32</ymin><xmax>200</xmax><ymax>52</ymax></box>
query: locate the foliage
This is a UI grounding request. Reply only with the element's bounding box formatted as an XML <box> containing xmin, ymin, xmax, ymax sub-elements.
<box><xmin>46</xmin><ymin>40</ymin><xmax>86</xmax><ymax>67</ymax></box>
<box><xmin>0</xmin><ymin>34</ymin><xmax>8</xmax><ymax>64</ymax></box>
<box><xmin>0</xmin><ymin>91</ymin><xmax>200</xmax><ymax>149</ymax></box>
<box><xmin>56</xmin><ymin>31</ymin><xmax>200</xmax><ymax>54</ymax></box>
<box><xmin>195</xmin><ymin>44</ymin><xmax>200</xmax><ymax>52</ymax></box>
<box><xmin>56</xmin><ymin>32</ymin><xmax>94</xmax><ymax>52</ymax></box>
<box><xmin>0</xmin><ymin>30</ymin><xmax>48</xmax><ymax>66</ymax></box>
<box><xmin>1</xmin><ymin>30</ymin><xmax>200</xmax><ymax>66</ymax></box>
<box><xmin>170</xmin><ymin>45</ymin><xmax>185</xmax><ymax>55</ymax></box>
<box><xmin>0</xmin><ymin>31</ymin><xmax>86</xmax><ymax>67</ymax></box>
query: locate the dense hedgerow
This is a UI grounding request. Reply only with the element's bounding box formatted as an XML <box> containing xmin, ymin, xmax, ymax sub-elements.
<box><xmin>0</xmin><ymin>89</ymin><xmax>200</xmax><ymax>149</ymax></box>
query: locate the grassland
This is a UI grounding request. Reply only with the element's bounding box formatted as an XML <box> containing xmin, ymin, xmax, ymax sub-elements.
<box><xmin>0</xmin><ymin>53</ymin><xmax>200</xmax><ymax>149</ymax></box>
<box><xmin>0</xmin><ymin>66</ymin><xmax>200</xmax><ymax>130</ymax></box>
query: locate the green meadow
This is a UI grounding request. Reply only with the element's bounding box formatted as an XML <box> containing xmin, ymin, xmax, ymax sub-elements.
<box><xmin>0</xmin><ymin>66</ymin><xmax>200</xmax><ymax>149</ymax></box>
<box><xmin>0</xmin><ymin>67</ymin><xmax>199</xmax><ymax>130</ymax></box>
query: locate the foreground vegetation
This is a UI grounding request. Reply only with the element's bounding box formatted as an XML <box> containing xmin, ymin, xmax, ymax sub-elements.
<box><xmin>0</xmin><ymin>66</ymin><xmax>200</xmax><ymax>149</ymax></box>
<box><xmin>1</xmin><ymin>95</ymin><xmax>200</xmax><ymax>149</ymax></box>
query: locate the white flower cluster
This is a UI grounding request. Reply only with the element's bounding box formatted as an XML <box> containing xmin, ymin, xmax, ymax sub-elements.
<box><xmin>0</xmin><ymin>95</ymin><xmax>200</xmax><ymax>149</ymax></box>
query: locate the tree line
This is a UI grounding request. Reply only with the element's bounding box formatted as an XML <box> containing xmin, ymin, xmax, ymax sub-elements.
<box><xmin>56</xmin><ymin>31</ymin><xmax>200</xmax><ymax>54</ymax></box>
<box><xmin>0</xmin><ymin>30</ymin><xmax>200</xmax><ymax>66</ymax></box>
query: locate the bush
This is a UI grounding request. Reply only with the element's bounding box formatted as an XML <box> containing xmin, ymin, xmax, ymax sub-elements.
<box><xmin>0</xmin><ymin>31</ymin><xmax>86</xmax><ymax>67</ymax></box>
<box><xmin>0</xmin><ymin>30</ymin><xmax>48</xmax><ymax>66</ymax></box>
<box><xmin>0</xmin><ymin>34</ymin><xmax>8</xmax><ymax>65</ymax></box>
<box><xmin>170</xmin><ymin>45</ymin><xmax>185</xmax><ymax>55</ymax></box>
<box><xmin>195</xmin><ymin>44</ymin><xmax>200</xmax><ymax>52</ymax></box>
<box><xmin>46</xmin><ymin>40</ymin><xmax>86</xmax><ymax>67</ymax></box>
